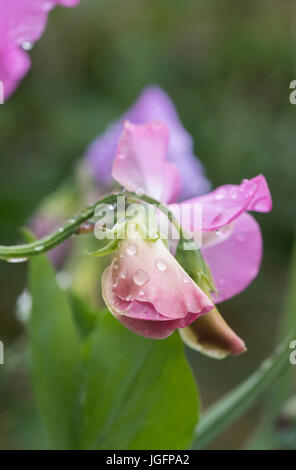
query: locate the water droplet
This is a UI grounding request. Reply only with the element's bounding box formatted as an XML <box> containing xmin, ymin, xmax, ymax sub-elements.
<box><xmin>215</xmin><ymin>226</ymin><xmax>229</xmax><ymax>238</ymax></box>
<box><xmin>22</xmin><ymin>41</ymin><xmax>33</xmax><ymax>51</ymax></box>
<box><xmin>58</xmin><ymin>227</ymin><xmax>64</xmax><ymax>233</ymax></box>
<box><xmin>7</xmin><ymin>257</ymin><xmax>28</xmax><ymax>263</ymax></box>
<box><xmin>183</xmin><ymin>277</ymin><xmax>190</xmax><ymax>284</ymax></box>
<box><xmin>34</xmin><ymin>245</ymin><xmax>44</xmax><ymax>252</ymax></box>
<box><xmin>139</xmin><ymin>290</ymin><xmax>145</xmax><ymax>296</ymax></box>
<box><xmin>126</xmin><ymin>294</ymin><xmax>132</xmax><ymax>301</ymax></box>
<box><xmin>119</xmin><ymin>254</ymin><xmax>123</xmax><ymax>259</ymax></box>
<box><xmin>69</xmin><ymin>218</ymin><xmax>76</xmax><ymax>224</ymax></box>
<box><xmin>155</xmin><ymin>259</ymin><xmax>167</xmax><ymax>272</ymax></box>
<box><xmin>120</xmin><ymin>268</ymin><xmax>127</xmax><ymax>279</ymax></box>
<box><xmin>230</xmin><ymin>191</ymin><xmax>238</xmax><ymax>200</ymax></box>
<box><xmin>112</xmin><ymin>277</ymin><xmax>119</xmax><ymax>288</ymax></box>
<box><xmin>133</xmin><ymin>269</ymin><xmax>149</xmax><ymax>286</ymax></box>
<box><xmin>126</xmin><ymin>243</ymin><xmax>137</xmax><ymax>256</ymax></box>
<box><xmin>215</xmin><ymin>189</ymin><xmax>226</xmax><ymax>200</ymax></box>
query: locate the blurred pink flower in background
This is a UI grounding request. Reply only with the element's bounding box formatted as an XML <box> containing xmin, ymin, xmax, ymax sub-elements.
<box><xmin>0</xmin><ymin>0</ymin><xmax>79</xmax><ymax>100</ymax></box>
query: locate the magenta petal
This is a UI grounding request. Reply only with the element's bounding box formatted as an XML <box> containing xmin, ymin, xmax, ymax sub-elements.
<box><xmin>0</xmin><ymin>0</ymin><xmax>79</xmax><ymax>100</ymax></box>
<box><xmin>112</xmin><ymin>121</ymin><xmax>182</xmax><ymax>203</ymax></box>
<box><xmin>182</xmin><ymin>174</ymin><xmax>272</xmax><ymax>232</ymax></box>
<box><xmin>202</xmin><ymin>213</ymin><xmax>263</xmax><ymax>303</ymax></box>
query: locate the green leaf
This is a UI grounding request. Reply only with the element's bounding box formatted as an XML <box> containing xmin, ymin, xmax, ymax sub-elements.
<box><xmin>29</xmin><ymin>253</ymin><xmax>82</xmax><ymax>449</ymax></box>
<box><xmin>175</xmin><ymin>236</ymin><xmax>216</xmax><ymax>293</ymax></box>
<box><xmin>191</xmin><ymin>238</ymin><xmax>296</xmax><ymax>450</ymax></box>
<box><xmin>80</xmin><ymin>312</ymin><xmax>199</xmax><ymax>450</ymax></box>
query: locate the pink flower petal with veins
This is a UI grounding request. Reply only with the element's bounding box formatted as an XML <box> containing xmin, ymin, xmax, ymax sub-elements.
<box><xmin>202</xmin><ymin>213</ymin><xmax>262</xmax><ymax>303</ymax></box>
<box><xmin>112</xmin><ymin>121</ymin><xmax>182</xmax><ymax>204</ymax></box>
<box><xmin>178</xmin><ymin>174</ymin><xmax>272</xmax><ymax>232</ymax></box>
<box><xmin>102</xmin><ymin>238</ymin><xmax>213</xmax><ymax>339</ymax></box>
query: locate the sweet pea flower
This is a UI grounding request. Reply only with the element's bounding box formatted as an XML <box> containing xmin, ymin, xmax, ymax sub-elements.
<box><xmin>84</xmin><ymin>86</ymin><xmax>210</xmax><ymax>200</ymax></box>
<box><xmin>101</xmin><ymin>120</ymin><xmax>272</xmax><ymax>358</ymax></box>
<box><xmin>0</xmin><ymin>0</ymin><xmax>80</xmax><ymax>100</ymax></box>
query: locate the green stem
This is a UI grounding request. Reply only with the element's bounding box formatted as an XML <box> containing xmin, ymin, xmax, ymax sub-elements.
<box><xmin>191</xmin><ymin>335</ymin><xmax>294</xmax><ymax>449</ymax></box>
<box><xmin>0</xmin><ymin>194</ymin><xmax>117</xmax><ymax>261</ymax></box>
<box><xmin>0</xmin><ymin>191</ymin><xmax>181</xmax><ymax>261</ymax></box>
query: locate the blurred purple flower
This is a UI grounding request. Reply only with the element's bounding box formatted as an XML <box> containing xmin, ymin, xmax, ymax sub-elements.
<box><xmin>0</xmin><ymin>0</ymin><xmax>80</xmax><ymax>100</ymax></box>
<box><xmin>84</xmin><ymin>86</ymin><xmax>211</xmax><ymax>201</ymax></box>
<box><xmin>30</xmin><ymin>214</ymin><xmax>72</xmax><ymax>269</ymax></box>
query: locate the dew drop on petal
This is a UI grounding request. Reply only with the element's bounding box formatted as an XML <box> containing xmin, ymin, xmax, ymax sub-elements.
<box><xmin>139</xmin><ymin>290</ymin><xmax>145</xmax><ymax>296</ymax></box>
<box><xmin>126</xmin><ymin>294</ymin><xmax>132</xmax><ymax>301</ymax></box>
<box><xmin>126</xmin><ymin>243</ymin><xmax>138</xmax><ymax>256</ymax></box>
<box><xmin>113</xmin><ymin>278</ymin><xmax>119</xmax><ymax>288</ymax></box>
<box><xmin>183</xmin><ymin>277</ymin><xmax>190</xmax><ymax>284</ymax></box>
<box><xmin>133</xmin><ymin>269</ymin><xmax>149</xmax><ymax>286</ymax></box>
<box><xmin>22</xmin><ymin>41</ymin><xmax>33</xmax><ymax>51</ymax></box>
<box><xmin>155</xmin><ymin>259</ymin><xmax>167</xmax><ymax>272</ymax></box>
<box><xmin>120</xmin><ymin>268</ymin><xmax>127</xmax><ymax>279</ymax></box>
<box><xmin>215</xmin><ymin>189</ymin><xmax>226</xmax><ymax>200</ymax></box>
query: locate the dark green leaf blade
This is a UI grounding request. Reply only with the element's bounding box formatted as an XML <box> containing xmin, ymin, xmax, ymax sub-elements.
<box><xmin>29</xmin><ymin>254</ymin><xmax>82</xmax><ymax>449</ymax></box>
<box><xmin>80</xmin><ymin>312</ymin><xmax>199</xmax><ymax>450</ymax></box>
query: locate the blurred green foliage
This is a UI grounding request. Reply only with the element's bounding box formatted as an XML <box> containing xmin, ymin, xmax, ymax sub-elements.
<box><xmin>0</xmin><ymin>0</ymin><xmax>295</xmax><ymax>449</ymax></box>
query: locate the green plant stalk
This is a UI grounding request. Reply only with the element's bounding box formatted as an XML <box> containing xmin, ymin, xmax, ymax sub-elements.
<box><xmin>191</xmin><ymin>335</ymin><xmax>294</xmax><ymax>449</ymax></box>
<box><xmin>0</xmin><ymin>191</ymin><xmax>183</xmax><ymax>261</ymax></box>
<box><xmin>0</xmin><ymin>194</ymin><xmax>119</xmax><ymax>261</ymax></box>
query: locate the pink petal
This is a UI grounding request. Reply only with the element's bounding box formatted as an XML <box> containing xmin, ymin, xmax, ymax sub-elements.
<box><xmin>102</xmin><ymin>267</ymin><xmax>198</xmax><ymax>340</ymax></box>
<box><xmin>202</xmin><ymin>213</ymin><xmax>263</xmax><ymax>303</ymax></box>
<box><xmin>112</xmin><ymin>121</ymin><xmax>182</xmax><ymax>204</ymax></box>
<box><xmin>102</xmin><ymin>237</ymin><xmax>214</xmax><ymax>339</ymax></box>
<box><xmin>179</xmin><ymin>174</ymin><xmax>272</xmax><ymax>232</ymax></box>
<box><xmin>0</xmin><ymin>0</ymin><xmax>80</xmax><ymax>100</ymax></box>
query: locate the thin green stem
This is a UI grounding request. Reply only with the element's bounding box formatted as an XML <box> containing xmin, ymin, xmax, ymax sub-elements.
<box><xmin>191</xmin><ymin>335</ymin><xmax>294</xmax><ymax>449</ymax></box>
<box><xmin>0</xmin><ymin>190</ymin><xmax>180</xmax><ymax>262</ymax></box>
<box><xmin>0</xmin><ymin>194</ymin><xmax>117</xmax><ymax>261</ymax></box>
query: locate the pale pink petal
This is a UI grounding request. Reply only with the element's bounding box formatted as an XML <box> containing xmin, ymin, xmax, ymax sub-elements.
<box><xmin>202</xmin><ymin>213</ymin><xmax>262</xmax><ymax>303</ymax></box>
<box><xmin>0</xmin><ymin>0</ymin><xmax>80</xmax><ymax>100</ymax></box>
<box><xmin>178</xmin><ymin>174</ymin><xmax>272</xmax><ymax>232</ymax></box>
<box><xmin>102</xmin><ymin>267</ymin><xmax>199</xmax><ymax>340</ymax></box>
<box><xmin>112</xmin><ymin>121</ymin><xmax>182</xmax><ymax>204</ymax></box>
<box><xmin>102</xmin><ymin>237</ymin><xmax>214</xmax><ymax>339</ymax></box>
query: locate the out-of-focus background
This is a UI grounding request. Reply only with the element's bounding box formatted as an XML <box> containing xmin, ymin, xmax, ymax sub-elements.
<box><xmin>0</xmin><ymin>0</ymin><xmax>296</xmax><ymax>449</ymax></box>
